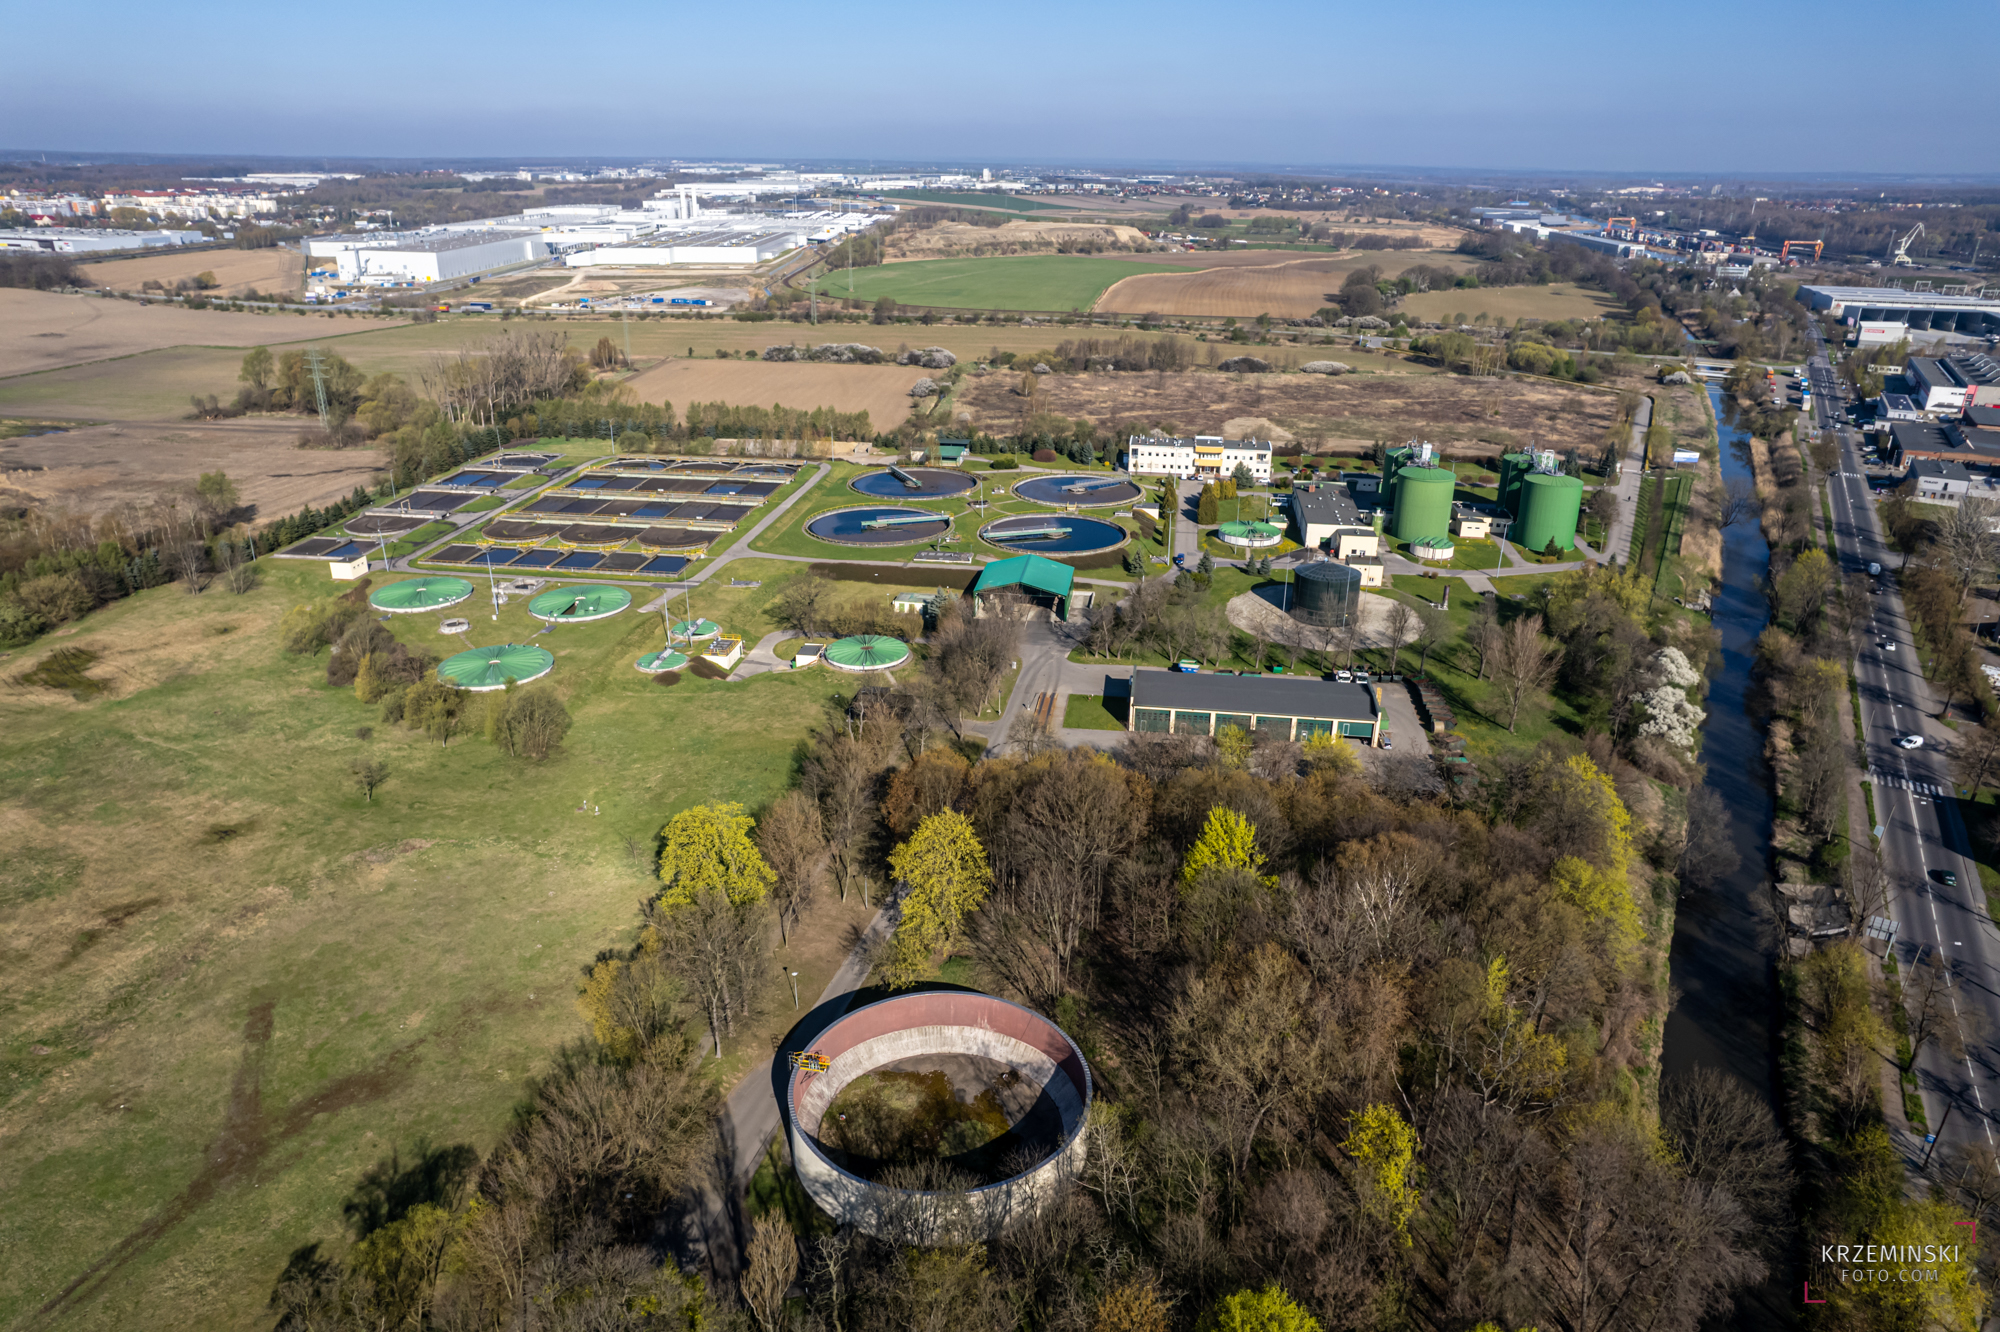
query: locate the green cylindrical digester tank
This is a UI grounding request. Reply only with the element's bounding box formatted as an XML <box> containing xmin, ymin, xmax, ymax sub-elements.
<box><xmin>1516</xmin><ymin>472</ymin><xmax>1583</xmax><ymax>552</ymax></box>
<box><xmin>1498</xmin><ymin>452</ymin><xmax>1532</xmax><ymax>517</ymax></box>
<box><xmin>1390</xmin><ymin>464</ymin><xmax>1455</xmax><ymax>543</ymax></box>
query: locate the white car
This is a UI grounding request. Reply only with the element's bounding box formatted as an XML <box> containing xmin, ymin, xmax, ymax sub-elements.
<box><xmin>1895</xmin><ymin>735</ymin><xmax>1924</xmax><ymax>750</ymax></box>
<box><xmin>1880</xmin><ymin>640</ymin><xmax>1897</xmax><ymax>651</ymax></box>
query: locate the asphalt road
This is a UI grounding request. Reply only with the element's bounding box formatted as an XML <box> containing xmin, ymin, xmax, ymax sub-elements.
<box><xmin>1811</xmin><ymin>319</ymin><xmax>2000</xmax><ymax>1157</ymax></box>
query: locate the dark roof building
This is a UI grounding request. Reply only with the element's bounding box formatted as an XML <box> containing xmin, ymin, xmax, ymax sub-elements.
<box><xmin>1888</xmin><ymin>420</ymin><xmax>2000</xmax><ymax>468</ymax></box>
<box><xmin>1288</xmin><ymin>483</ymin><xmax>1376</xmax><ymax>547</ymax></box>
<box><xmin>1127</xmin><ymin>669</ymin><xmax>1380</xmax><ymax>742</ymax></box>
<box><xmin>1900</xmin><ymin>457</ymin><xmax>1972</xmax><ymax>498</ymax></box>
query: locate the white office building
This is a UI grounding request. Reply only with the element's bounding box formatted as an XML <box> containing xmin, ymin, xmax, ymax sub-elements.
<box><xmin>1121</xmin><ymin>434</ymin><xmax>1273</xmax><ymax>482</ymax></box>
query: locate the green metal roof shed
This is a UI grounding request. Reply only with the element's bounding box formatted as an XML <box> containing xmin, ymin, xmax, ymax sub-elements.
<box><xmin>972</xmin><ymin>553</ymin><xmax>1075</xmax><ymax>619</ymax></box>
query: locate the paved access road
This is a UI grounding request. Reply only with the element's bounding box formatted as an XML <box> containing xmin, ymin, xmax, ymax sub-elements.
<box><xmin>1814</xmin><ymin>317</ymin><xmax>2000</xmax><ymax>1157</ymax></box>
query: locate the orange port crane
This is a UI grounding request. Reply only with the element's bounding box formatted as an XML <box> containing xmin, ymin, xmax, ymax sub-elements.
<box><xmin>1779</xmin><ymin>239</ymin><xmax>1824</xmax><ymax>262</ymax></box>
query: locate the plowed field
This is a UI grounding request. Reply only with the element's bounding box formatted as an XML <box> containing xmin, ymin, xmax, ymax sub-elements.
<box><xmin>0</xmin><ymin>418</ymin><xmax>384</xmax><ymax>519</ymax></box>
<box><xmin>1095</xmin><ymin>258</ymin><xmax>1355</xmax><ymax>319</ymax></box>
<box><xmin>0</xmin><ymin>289</ymin><xmax>323</xmax><ymax>376</ymax></box>
<box><xmin>622</xmin><ymin>359</ymin><xmax>929</xmax><ymax>429</ymax></box>
<box><xmin>79</xmin><ymin>247</ymin><xmax>302</xmax><ymax>298</ymax></box>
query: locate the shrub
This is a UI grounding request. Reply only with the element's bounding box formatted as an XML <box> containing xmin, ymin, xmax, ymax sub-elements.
<box><xmin>1218</xmin><ymin>356</ymin><xmax>1271</xmax><ymax>373</ymax></box>
<box><xmin>1032</xmin><ymin>448</ymin><xmax>1059</xmax><ymax>463</ymax></box>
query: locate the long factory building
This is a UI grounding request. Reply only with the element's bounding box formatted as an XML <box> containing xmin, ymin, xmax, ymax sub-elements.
<box><xmin>1798</xmin><ymin>285</ymin><xmax>2000</xmax><ymax>336</ymax></box>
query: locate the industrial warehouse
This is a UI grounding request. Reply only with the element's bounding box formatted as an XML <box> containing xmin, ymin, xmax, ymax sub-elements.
<box><xmin>1126</xmin><ymin>670</ymin><xmax>1382</xmax><ymax>743</ymax></box>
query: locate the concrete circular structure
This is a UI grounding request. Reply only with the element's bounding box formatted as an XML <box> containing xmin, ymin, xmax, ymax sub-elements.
<box><xmin>636</xmin><ymin>649</ymin><xmax>688</xmax><ymax>674</ymax></box>
<box><xmin>979</xmin><ymin>514</ymin><xmax>1127</xmax><ymax>556</ymax></box>
<box><xmin>369</xmin><ymin>576</ymin><xmax>473</xmax><ymax>614</ymax></box>
<box><xmin>1217</xmin><ymin>520</ymin><xmax>1284</xmax><ymax>548</ymax></box>
<box><xmin>527</xmin><ymin>584</ymin><xmax>632</xmax><ymax>622</ymax></box>
<box><xmin>850</xmin><ymin>467</ymin><xmax>977</xmax><ymax>499</ymax></box>
<box><xmin>786</xmin><ymin>991</ymin><xmax>1091</xmax><ymax>1243</ymax></box>
<box><xmin>440</xmin><ymin>618</ymin><xmax>470</xmax><ymax>634</ymax></box>
<box><xmin>1516</xmin><ymin>472</ymin><xmax>1583</xmax><ymax>552</ymax></box>
<box><xmin>1390</xmin><ymin>464</ymin><xmax>1455</xmax><ymax>542</ymax></box>
<box><xmin>1291</xmin><ymin>560</ymin><xmax>1362</xmax><ymax>628</ymax></box>
<box><xmin>1011</xmin><ymin>473</ymin><xmax>1143</xmax><ymax>507</ymax></box>
<box><xmin>824</xmin><ymin>634</ymin><xmax>911</xmax><ymax>672</ymax></box>
<box><xmin>806</xmin><ymin>506</ymin><xmax>952</xmax><ymax>547</ymax></box>
<box><xmin>437</xmin><ymin>643</ymin><xmax>555</xmax><ymax>691</ymax></box>
<box><xmin>671</xmin><ymin>618</ymin><xmax>720</xmax><ymax>640</ymax></box>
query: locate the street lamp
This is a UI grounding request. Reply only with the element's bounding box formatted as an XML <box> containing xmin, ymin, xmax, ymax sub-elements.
<box><xmin>787</xmin><ymin>969</ymin><xmax>800</xmax><ymax>1009</ymax></box>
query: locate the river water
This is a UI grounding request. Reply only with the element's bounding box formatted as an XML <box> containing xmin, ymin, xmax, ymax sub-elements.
<box><xmin>1661</xmin><ymin>385</ymin><xmax>1793</xmax><ymax>1327</ymax></box>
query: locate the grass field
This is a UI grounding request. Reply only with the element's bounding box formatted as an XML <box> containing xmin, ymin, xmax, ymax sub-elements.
<box><xmin>1379</xmin><ymin>573</ymin><xmax>1573</xmax><ymax>759</ymax></box>
<box><xmin>808</xmin><ymin>256</ymin><xmax>1184</xmax><ymax>313</ymax></box>
<box><xmin>876</xmin><ymin>191</ymin><xmax>1057</xmax><ymax>214</ymax></box>
<box><xmin>0</xmin><ymin>552</ymin><xmax>898</xmax><ymax>1332</ymax></box>
<box><xmin>1396</xmin><ymin>284</ymin><xmax>1626</xmax><ymax>326</ymax></box>
<box><xmin>1063</xmin><ymin>694</ymin><xmax>1126</xmax><ymax>730</ymax></box>
<box><xmin>1094</xmin><ymin>253</ymin><xmax>1466</xmax><ymax>320</ymax></box>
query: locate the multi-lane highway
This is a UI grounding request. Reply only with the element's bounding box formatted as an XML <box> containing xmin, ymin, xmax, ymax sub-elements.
<box><xmin>1810</xmin><ymin>319</ymin><xmax>2000</xmax><ymax>1157</ymax></box>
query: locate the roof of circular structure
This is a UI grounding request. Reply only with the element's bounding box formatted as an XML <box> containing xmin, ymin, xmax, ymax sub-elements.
<box><xmin>526</xmin><ymin>584</ymin><xmax>632</xmax><ymax>621</ymax></box>
<box><xmin>636</xmin><ymin>649</ymin><xmax>688</xmax><ymax>673</ymax></box>
<box><xmin>369</xmin><ymin>576</ymin><xmax>474</xmax><ymax>612</ymax></box>
<box><xmin>1411</xmin><ymin>535</ymin><xmax>1456</xmax><ymax>548</ymax></box>
<box><xmin>437</xmin><ymin>644</ymin><xmax>555</xmax><ymax>691</ymax></box>
<box><xmin>823</xmin><ymin>634</ymin><xmax>911</xmax><ymax>672</ymax></box>
<box><xmin>1296</xmin><ymin>560</ymin><xmax>1361</xmax><ymax>583</ymax></box>
<box><xmin>671</xmin><ymin>618</ymin><xmax>720</xmax><ymax>638</ymax></box>
<box><xmin>1218</xmin><ymin>520</ymin><xmax>1283</xmax><ymax>538</ymax></box>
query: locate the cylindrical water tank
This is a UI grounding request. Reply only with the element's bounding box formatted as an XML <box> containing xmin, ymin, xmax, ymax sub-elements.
<box><xmin>1391</xmin><ymin>465</ymin><xmax>1455</xmax><ymax>543</ymax></box>
<box><xmin>1516</xmin><ymin>472</ymin><xmax>1583</xmax><ymax>552</ymax></box>
<box><xmin>1499</xmin><ymin>452</ymin><xmax>1532</xmax><ymax>517</ymax></box>
<box><xmin>1290</xmin><ymin>561</ymin><xmax>1361</xmax><ymax>628</ymax></box>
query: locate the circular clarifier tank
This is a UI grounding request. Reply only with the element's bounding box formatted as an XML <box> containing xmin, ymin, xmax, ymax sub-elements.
<box><xmin>980</xmin><ymin>514</ymin><xmax>1126</xmax><ymax>555</ymax></box>
<box><xmin>1011</xmin><ymin>474</ymin><xmax>1142</xmax><ymax>506</ymax></box>
<box><xmin>850</xmin><ymin>467</ymin><xmax>977</xmax><ymax>498</ymax></box>
<box><xmin>806</xmin><ymin>506</ymin><xmax>951</xmax><ymax>546</ymax></box>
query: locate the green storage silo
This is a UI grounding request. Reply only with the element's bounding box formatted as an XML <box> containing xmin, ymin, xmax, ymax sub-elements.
<box><xmin>1499</xmin><ymin>452</ymin><xmax>1532</xmax><ymax>517</ymax></box>
<box><xmin>1516</xmin><ymin>472</ymin><xmax>1583</xmax><ymax>552</ymax></box>
<box><xmin>1381</xmin><ymin>445</ymin><xmax>1413</xmax><ymax>504</ymax></box>
<box><xmin>1391</xmin><ymin>464</ymin><xmax>1455</xmax><ymax>543</ymax></box>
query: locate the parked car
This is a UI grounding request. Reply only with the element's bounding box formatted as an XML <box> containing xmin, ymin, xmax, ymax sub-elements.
<box><xmin>1172</xmin><ymin>659</ymin><xmax>1199</xmax><ymax>673</ymax></box>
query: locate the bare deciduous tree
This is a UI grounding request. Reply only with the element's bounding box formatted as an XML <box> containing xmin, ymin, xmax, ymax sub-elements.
<box><xmin>757</xmin><ymin>790</ymin><xmax>826</xmax><ymax>945</ymax></box>
<box><xmin>1493</xmin><ymin>613</ymin><xmax>1562</xmax><ymax>733</ymax></box>
<box><xmin>741</xmin><ymin>1213</ymin><xmax>799</xmax><ymax>1332</ymax></box>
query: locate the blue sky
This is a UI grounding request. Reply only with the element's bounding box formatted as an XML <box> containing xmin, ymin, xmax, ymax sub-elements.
<box><xmin>4</xmin><ymin>0</ymin><xmax>1996</xmax><ymax>176</ymax></box>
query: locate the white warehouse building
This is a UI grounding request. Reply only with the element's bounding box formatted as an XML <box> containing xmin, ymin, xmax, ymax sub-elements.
<box><xmin>1121</xmin><ymin>434</ymin><xmax>1273</xmax><ymax>482</ymax></box>
<box><xmin>315</xmin><ymin>230</ymin><xmax>550</xmax><ymax>283</ymax></box>
<box><xmin>565</xmin><ymin>227</ymin><xmax>802</xmax><ymax>268</ymax></box>
<box><xmin>0</xmin><ymin>226</ymin><xmax>205</xmax><ymax>253</ymax></box>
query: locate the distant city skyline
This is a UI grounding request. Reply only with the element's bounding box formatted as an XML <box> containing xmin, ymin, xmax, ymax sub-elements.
<box><xmin>3</xmin><ymin>0</ymin><xmax>1997</xmax><ymax>176</ymax></box>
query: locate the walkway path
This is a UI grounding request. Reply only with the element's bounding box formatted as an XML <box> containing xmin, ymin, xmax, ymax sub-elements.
<box><xmin>674</xmin><ymin>900</ymin><xmax>898</xmax><ymax>1279</ymax></box>
<box><xmin>1600</xmin><ymin>395</ymin><xmax>1653</xmax><ymax>567</ymax></box>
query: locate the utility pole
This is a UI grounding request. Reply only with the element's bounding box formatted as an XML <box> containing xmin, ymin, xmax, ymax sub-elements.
<box><xmin>304</xmin><ymin>346</ymin><xmax>332</xmax><ymax>429</ymax></box>
<box><xmin>622</xmin><ymin>308</ymin><xmax>632</xmax><ymax>366</ymax></box>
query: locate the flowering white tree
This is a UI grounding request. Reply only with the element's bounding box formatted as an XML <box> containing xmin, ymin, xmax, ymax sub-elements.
<box><xmin>1648</xmin><ymin>646</ymin><xmax>1701</xmax><ymax>689</ymax></box>
<box><xmin>1637</xmin><ymin>686</ymin><xmax>1705</xmax><ymax>749</ymax></box>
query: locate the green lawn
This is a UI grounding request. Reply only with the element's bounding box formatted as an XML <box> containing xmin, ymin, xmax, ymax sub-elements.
<box><xmin>808</xmin><ymin>256</ymin><xmax>1185</xmax><ymax>313</ymax></box>
<box><xmin>457</xmin><ymin>496</ymin><xmax>507</xmax><ymax>512</ymax></box>
<box><xmin>876</xmin><ymin>191</ymin><xmax>1058</xmax><ymax>214</ymax></box>
<box><xmin>1378</xmin><ymin>573</ymin><xmax>1577</xmax><ymax>760</ymax></box>
<box><xmin>1063</xmin><ymin>694</ymin><xmax>1127</xmax><ymax>730</ymax></box>
<box><xmin>0</xmin><ymin>555</ymin><xmax>880</xmax><ymax>1332</ymax></box>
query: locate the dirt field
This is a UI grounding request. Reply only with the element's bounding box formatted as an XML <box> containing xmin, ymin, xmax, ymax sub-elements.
<box><xmin>79</xmin><ymin>247</ymin><xmax>302</xmax><ymax>299</ymax></box>
<box><xmin>621</xmin><ymin>358</ymin><xmax>929</xmax><ymax>426</ymax></box>
<box><xmin>956</xmin><ymin>368</ymin><xmax>1619</xmax><ymax>456</ymax></box>
<box><xmin>1095</xmin><ymin>253</ymin><xmax>1473</xmax><ymax>319</ymax></box>
<box><xmin>0</xmin><ymin>290</ymin><xmax>332</xmax><ymax>377</ymax></box>
<box><xmin>0</xmin><ymin>419</ymin><xmax>384</xmax><ymax>520</ymax></box>
<box><xmin>1398</xmin><ymin>284</ymin><xmax>1625</xmax><ymax>325</ymax></box>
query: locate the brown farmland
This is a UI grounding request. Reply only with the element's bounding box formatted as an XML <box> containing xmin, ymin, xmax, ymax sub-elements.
<box><xmin>1094</xmin><ymin>253</ymin><xmax>1472</xmax><ymax>319</ymax></box>
<box><xmin>79</xmin><ymin>247</ymin><xmax>303</xmax><ymax>299</ymax></box>
<box><xmin>622</xmin><ymin>359</ymin><xmax>928</xmax><ymax>428</ymax></box>
<box><xmin>956</xmin><ymin>368</ymin><xmax>1619</xmax><ymax>457</ymax></box>
<box><xmin>0</xmin><ymin>290</ymin><xmax>325</xmax><ymax>376</ymax></box>
<box><xmin>0</xmin><ymin>418</ymin><xmax>384</xmax><ymax>519</ymax></box>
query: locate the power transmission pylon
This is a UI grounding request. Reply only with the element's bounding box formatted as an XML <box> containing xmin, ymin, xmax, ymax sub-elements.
<box><xmin>304</xmin><ymin>346</ymin><xmax>331</xmax><ymax>429</ymax></box>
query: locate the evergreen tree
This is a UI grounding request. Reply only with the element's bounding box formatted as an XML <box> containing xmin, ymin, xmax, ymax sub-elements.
<box><xmin>1198</xmin><ymin>484</ymin><xmax>1219</xmax><ymax>525</ymax></box>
